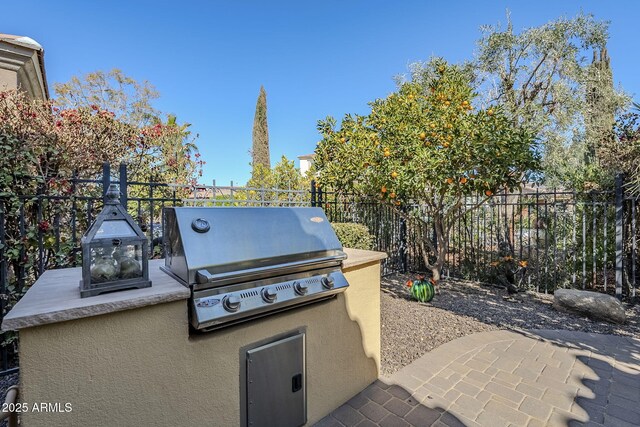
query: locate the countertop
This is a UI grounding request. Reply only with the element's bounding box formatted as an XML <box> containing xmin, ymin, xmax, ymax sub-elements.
<box><xmin>1</xmin><ymin>248</ymin><xmax>387</xmax><ymax>331</ymax></box>
<box><xmin>342</xmin><ymin>248</ymin><xmax>387</xmax><ymax>269</ymax></box>
<box><xmin>1</xmin><ymin>259</ymin><xmax>189</xmax><ymax>331</ymax></box>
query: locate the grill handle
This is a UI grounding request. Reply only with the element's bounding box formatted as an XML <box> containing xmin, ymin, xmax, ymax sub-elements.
<box><xmin>195</xmin><ymin>254</ymin><xmax>347</xmax><ymax>285</ymax></box>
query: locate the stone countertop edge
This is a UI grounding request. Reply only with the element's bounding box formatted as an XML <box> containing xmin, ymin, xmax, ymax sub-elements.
<box><xmin>1</xmin><ymin>259</ymin><xmax>189</xmax><ymax>332</ymax></box>
<box><xmin>1</xmin><ymin>249</ymin><xmax>386</xmax><ymax>332</ymax></box>
<box><xmin>342</xmin><ymin>247</ymin><xmax>387</xmax><ymax>269</ymax></box>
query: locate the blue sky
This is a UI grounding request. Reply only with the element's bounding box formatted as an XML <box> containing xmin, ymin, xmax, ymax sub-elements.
<box><xmin>2</xmin><ymin>1</ymin><xmax>639</xmax><ymax>185</ymax></box>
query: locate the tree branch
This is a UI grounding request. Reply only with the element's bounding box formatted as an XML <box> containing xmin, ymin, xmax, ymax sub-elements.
<box><xmin>520</xmin><ymin>53</ymin><xmax>548</xmax><ymax>104</ymax></box>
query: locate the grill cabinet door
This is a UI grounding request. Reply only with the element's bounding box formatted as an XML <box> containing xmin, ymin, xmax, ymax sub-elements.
<box><xmin>246</xmin><ymin>333</ymin><xmax>306</xmax><ymax>427</ymax></box>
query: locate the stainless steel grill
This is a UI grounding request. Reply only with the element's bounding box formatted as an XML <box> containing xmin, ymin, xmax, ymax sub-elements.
<box><xmin>161</xmin><ymin>207</ymin><xmax>349</xmax><ymax>331</ymax></box>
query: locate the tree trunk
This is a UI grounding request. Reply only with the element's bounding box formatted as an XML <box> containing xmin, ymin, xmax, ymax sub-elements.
<box><xmin>420</xmin><ymin>213</ymin><xmax>448</xmax><ymax>290</ymax></box>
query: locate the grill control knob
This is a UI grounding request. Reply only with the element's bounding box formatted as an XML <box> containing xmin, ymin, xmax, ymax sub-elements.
<box><xmin>321</xmin><ymin>276</ymin><xmax>335</xmax><ymax>289</ymax></box>
<box><xmin>222</xmin><ymin>295</ymin><xmax>241</xmax><ymax>312</ymax></box>
<box><xmin>293</xmin><ymin>281</ymin><xmax>309</xmax><ymax>296</ymax></box>
<box><xmin>261</xmin><ymin>287</ymin><xmax>277</xmax><ymax>303</ymax></box>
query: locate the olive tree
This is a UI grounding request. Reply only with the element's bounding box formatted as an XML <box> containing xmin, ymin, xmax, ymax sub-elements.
<box><xmin>314</xmin><ymin>60</ymin><xmax>538</xmax><ymax>284</ymax></box>
<box><xmin>472</xmin><ymin>12</ymin><xmax>627</xmax><ymax>186</ymax></box>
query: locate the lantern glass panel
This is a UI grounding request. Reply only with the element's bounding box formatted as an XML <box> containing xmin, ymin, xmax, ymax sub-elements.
<box><xmin>90</xmin><ymin>243</ymin><xmax>144</xmax><ymax>284</ymax></box>
<box><xmin>95</xmin><ymin>219</ymin><xmax>137</xmax><ymax>239</ymax></box>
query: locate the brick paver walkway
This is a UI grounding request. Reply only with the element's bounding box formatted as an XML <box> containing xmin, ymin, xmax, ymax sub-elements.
<box><xmin>316</xmin><ymin>330</ymin><xmax>640</xmax><ymax>427</ymax></box>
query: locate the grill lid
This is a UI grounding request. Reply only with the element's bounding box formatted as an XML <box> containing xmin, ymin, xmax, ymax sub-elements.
<box><xmin>163</xmin><ymin>207</ymin><xmax>346</xmax><ymax>287</ymax></box>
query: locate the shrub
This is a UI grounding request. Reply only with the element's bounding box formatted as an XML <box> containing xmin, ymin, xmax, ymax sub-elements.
<box><xmin>331</xmin><ymin>222</ymin><xmax>375</xmax><ymax>250</ymax></box>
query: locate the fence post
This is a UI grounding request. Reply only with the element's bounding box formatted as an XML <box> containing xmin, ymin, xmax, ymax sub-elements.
<box><xmin>399</xmin><ymin>207</ymin><xmax>407</xmax><ymax>273</ymax></box>
<box><xmin>102</xmin><ymin>162</ymin><xmax>111</xmax><ymax>203</ymax></box>
<box><xmin>310</xmin><ymin>180</ymin><xmax>317</xmax><ymax>207</ymax></box>
<box><xmin>615</xmin><ymin>173</ymin><xmax>624</xmax><ymax>300</ymax></box>
<box><xmin>119</xmin><ymin>163</ymin><xmax>128</xmax><ymax>207</ymax></box>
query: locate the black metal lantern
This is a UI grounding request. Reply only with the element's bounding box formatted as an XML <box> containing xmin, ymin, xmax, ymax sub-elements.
<box><xmin>80</xmin><ymin>184</ymin><xmax>151</xmax><ymax>297</ymax></box>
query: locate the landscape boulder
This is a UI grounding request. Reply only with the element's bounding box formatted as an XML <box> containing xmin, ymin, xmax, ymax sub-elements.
<box><xmin>553</xmin><ymin>289</ymin><xmax>626</xmax><ymax>324</ymax></box>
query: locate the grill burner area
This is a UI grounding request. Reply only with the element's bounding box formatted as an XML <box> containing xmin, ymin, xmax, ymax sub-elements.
<box><xmin>161</xmin><ymin>207</ymin><xmax>349</xmax><ymax>331</ymax></box>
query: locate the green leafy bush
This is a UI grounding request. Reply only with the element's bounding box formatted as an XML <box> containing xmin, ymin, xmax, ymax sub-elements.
<box><xmin>331</xmin><ymin>222</ymin><xmax>375</xmax><ymax>250</ymax></box>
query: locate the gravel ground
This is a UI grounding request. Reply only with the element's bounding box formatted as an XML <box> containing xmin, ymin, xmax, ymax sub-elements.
<box><xmin>380</xmin><ymin>274</ymin><xmax>640</xmax><ymax>377</ymax></box>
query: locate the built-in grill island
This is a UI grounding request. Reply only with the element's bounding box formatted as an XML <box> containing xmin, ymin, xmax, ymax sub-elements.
<box><xmin>3</xmin><ymin>205</ymin><xmax>386</xmax><ymax>427</ymax></box>
<box><xmin>161</xmin><ymin>207</ymin><xmax>349</xmax><ymax>331</ymax></box>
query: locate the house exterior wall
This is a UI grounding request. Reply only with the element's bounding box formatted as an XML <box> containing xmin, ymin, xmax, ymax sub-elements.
<box><xmin>0</xmin><ymin>67</ymin><xmax>17</xmax><ymax>91</ymax></box>
<box><xmin>0</xmin><ymin>36</ymin><xmax>48</xmax><ymax>99</ymax></box>
<box><xmin>300</xmin><ymin>158</ymin><xmax>312</xmax><ymax>175</ymax></box>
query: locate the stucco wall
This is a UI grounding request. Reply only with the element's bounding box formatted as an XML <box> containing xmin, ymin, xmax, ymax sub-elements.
<box><xmin>0</xmin><ymin>67</ymin><xmax>17</xmax><ymax>91</ymax></box>
<box><xmin>18</xmin><ymin>262</ymin><xmax>381</xmax><ymax>427</ymax></box>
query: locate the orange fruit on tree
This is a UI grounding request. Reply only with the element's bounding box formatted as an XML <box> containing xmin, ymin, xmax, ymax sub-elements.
<box><xmin>444</xmin><ymin>100</ymin><xmax>450</xmax><ymax>106</ymax></box>
<box><xmin>460</xmin><ymin>177</ymin><xmax>468</xmax><ymax>184</ymax></box>
<box><xmin>443</xmin><ymin>141</ymin><xmax>450</xmax><ymax>148</ymax></box>
<box><xmin>446</xmin><ymin>178</ymin><xmax>454</xmax><ymax>184</ymax></box>
<box><xmin>487</xmin><ymin>109</ymin><xmax>494</xmax><ymax>116</ymax></box>
<box><xmin>340</xmin><ymin>137</ymin><xmax>346</xmax><ymax>143</ymax></box>
<box><xmin>389</xmin><ymin>192</ymin><xmax>396</xmax><ymax>199</ymax></box>
<box><xmin>408</xmin><ymin>94</ymin><xmax>414</xmax><ymax>100</ymax></box>
<box><xmin>383</xmin><ymin>149</ymin><xmax>391</xmax><ymax>157</ymax></box>
<box><xmin>485</xmin><ymin>190</ymin><xmax>493</xmax><ymax>196</ymax></box>
<box><xmin>419</xmin><ymin>132</ymin><xmax>426</xmax><ymax>140</ymax></box>
<box><xmin>430</xmin><ymin>123</ymin><xmax>436</xmax><ymax>129</ymax></box>
<box><xmin>391</xmin><ymin>171</ymin><xmax>398</xmax><ymax>179</ymax></box>
<box><xmin>381</xmin><ymin>186</ymin><xmax>387</xmax><ymax>193</ymax></box>
<box><xmin>395</xmin><ymin>200</ymin><xmax>401</xmax><ymax>206</ymax></box>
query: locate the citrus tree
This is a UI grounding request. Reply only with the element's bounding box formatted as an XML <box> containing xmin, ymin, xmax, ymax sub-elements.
<box><xmin>314</xmin><ymin>60</ymin><xmax>538</xmax><ymax>284</ymax></box>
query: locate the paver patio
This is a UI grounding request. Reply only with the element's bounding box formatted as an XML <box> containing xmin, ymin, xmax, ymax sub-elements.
<box><xmin>316</xmin><ymin>329</ymin><xmax>640</xmax><ymax>426</ymax></box>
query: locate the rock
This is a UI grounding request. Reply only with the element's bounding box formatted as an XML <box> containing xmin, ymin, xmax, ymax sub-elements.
<box><xmin>553</xmin><ymin>289</ymin><xmax>626</xmax><ymax>324</ymax></box>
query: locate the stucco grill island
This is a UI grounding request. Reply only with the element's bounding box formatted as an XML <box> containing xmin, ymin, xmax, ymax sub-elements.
<box><xmin>2</xmin><ymin>205</ymin><xmax>385</xmax><ymax>426</ymax></box>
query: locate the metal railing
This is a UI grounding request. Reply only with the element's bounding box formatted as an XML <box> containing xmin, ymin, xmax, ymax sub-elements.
<box><xmin>315</xmin><ymin>177</ymin><xmax>639</xmax><ymax>300</ymax></box>
<box><xmin>1</xmin><ymin>164</ymin><xmax>638</xmax><ymax>377</ymax></box>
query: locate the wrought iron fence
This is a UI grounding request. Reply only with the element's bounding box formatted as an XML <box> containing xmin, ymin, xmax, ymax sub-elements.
<box><xmin>314</xmin><ymin>177</ymin><xmax>639</xmax><ymax>300</ymax></box>
<box><xmin>1</xmin><ymin>164</ymin><xmax>639</xmax><ymax>377</ymax></box>
<box><xmin>312</xmin><ymin>189</ymin><xmax>410</xmax><ymax>276</ymax></box>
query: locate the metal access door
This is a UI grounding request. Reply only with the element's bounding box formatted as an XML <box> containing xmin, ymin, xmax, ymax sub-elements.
<box><xmin>246</xmin><ymin>333</ymin><xmax>306</xmax><ymax>427</ymax></box>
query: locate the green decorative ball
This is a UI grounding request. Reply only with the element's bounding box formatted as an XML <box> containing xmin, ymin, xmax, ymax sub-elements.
<box><xmin>410</xmin><ymin>280</ymin><xmax>434</xmax><ymax>302</ymax></box>
<box><xmin>91</xmin><ymin>257</ymin><xmax>118</xmax><ymax>283</ymax></box>
<box><xmin>119</xmin><ymin>257</ymin><xmax>142</xmax><ymax>279</ymax></box>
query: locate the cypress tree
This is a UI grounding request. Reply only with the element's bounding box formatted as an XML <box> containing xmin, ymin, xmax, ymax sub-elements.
<box><xmin>251</xmin><ymin>86</ymin><xmax>270</xmax><ymax>174</ymax></box>
<box><xmin>585</xmin><ymin>48</ymin><xmax>615</xmax><ymax>164</ymax></box>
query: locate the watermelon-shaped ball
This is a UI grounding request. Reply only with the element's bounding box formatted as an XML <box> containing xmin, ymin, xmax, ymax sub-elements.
<box><xmin>410</xmin><ymin>280</ymin><xmax>434</xmax><ymax>302</ymax></box>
